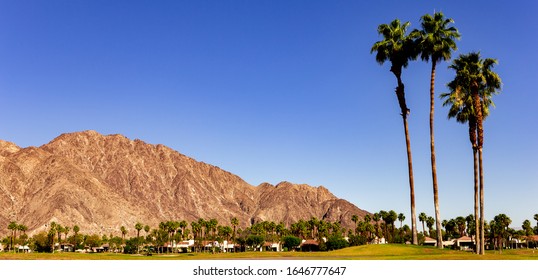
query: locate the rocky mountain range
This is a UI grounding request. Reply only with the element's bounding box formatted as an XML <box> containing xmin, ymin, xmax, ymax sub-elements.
<box><xmin>0</xmin><ymin>131</ymin><xmax>370</xmax><ymax>237</ymax></box>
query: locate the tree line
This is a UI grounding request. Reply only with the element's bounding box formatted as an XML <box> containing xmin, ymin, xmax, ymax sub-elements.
<box><xmin>3</xmin><ymin>213</ymin><xmax>538</xmax><ymax>253</ymax></box>
<box><xmin>371</xmin><ymin>11</ymin><xmax>502</xmax><ymax>254</ymax></box>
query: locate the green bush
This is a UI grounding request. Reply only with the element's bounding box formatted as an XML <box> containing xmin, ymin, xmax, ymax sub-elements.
<box><xmin>326</xmin><ymin>235</ymin><xmax>349</xmax><ymax>250</ymax></box>
<box><xmin>246</xmin><ymin>235</ymin><xmax>265</xmax><ymax>250</ymax></box>
<box><xmin>282</xmin><ymin>236</ymin><xmax>301</xmax><ymax>251</ymax></box>
<box><xmin>31</xmin><ymin>231</ymin><xmax>53</xmax><ymax>253</ymax></box>
<box><xmin>348</xmin><ymin>234</ymin><xmax>367</xmax><ymax>246</ymax></box>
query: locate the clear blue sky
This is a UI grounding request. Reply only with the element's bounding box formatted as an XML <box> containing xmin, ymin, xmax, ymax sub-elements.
<box><xmin>1</xmin><ymin>0</ymin><xmax>536</xmax><ymax>229</ymax></box>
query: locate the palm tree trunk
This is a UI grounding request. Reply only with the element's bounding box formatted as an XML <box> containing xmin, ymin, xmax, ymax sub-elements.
<box><xmin>403</xmin><ymin>116</ymin><xmax>418</xmax><ymax>245</ymax></box>
<box><xmin>429</xmin><ymin>60</ymin><xmax>443</xmax><ymax>249</ymax></box>
<box><xmin>470</xmin><ymin>82</ymin><xmax>485</xmax><ymax>255</ymax></box>
<box><xmin>393</xmin><ymin>68</ymin><xmax>418</xmax><ymax>246</ymax></box>
<box><xmin>479</xmin><ymin>147</ymin><xmax>485</xmax><ymax>255</ymax></box>
<box><xmin>473</xmin><ymin>147</ymin><xmax>480</xmax><ymax>254</ymax></box>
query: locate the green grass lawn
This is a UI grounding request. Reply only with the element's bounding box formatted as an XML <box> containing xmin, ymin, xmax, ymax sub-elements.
<box><xmin>1</xmin><ymin>244</ymin><xmax>537</xmax><ymax>260</ymax></box>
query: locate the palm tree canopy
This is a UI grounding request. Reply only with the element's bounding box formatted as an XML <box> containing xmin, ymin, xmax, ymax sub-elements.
<box><xmin>419</xmin><ymin>212</ymin><xmax>427</xmax><ymax>222</ymax></box>
<box><xmin>415</xmin><ymin>12</ymin><xmax>460</xmax><ymax>63</ymax></box>
<box><xmin>8</xmin><ymin>221</ymin><xmax>18</xmax><ymax>231</ymax></box>
<box><xmin>441</xmin><ymin>52</ymin><xmax>502</xmax><ymax>124</ymax></box>
<box><xmin>371</xmin><ymin>19</ymin><xmax>418</xmax><ymax>71</ymax></box>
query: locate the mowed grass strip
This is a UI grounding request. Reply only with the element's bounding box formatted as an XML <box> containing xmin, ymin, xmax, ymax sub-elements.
<box><xmin>1</xmin><ymin>244</ymin><xmax>538</xmax><ymax>260</ymax></box>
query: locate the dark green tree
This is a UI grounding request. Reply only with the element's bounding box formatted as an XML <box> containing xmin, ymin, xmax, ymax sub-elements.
<box><xmin>282</xmin><ymin>236</ymin><xmax>301</xmax><ymax>251</ymax></box>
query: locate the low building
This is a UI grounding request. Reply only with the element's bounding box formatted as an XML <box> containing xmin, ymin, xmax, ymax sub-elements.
<box><xmin>454</xmin><ymin>236</ymin><xmax>474</xmax><ymax>251</ymax></box>
<box><xmin>60</xmin><ymin>243</ymin><xmax>75</xmax><ymax>252</ymax></box>
<box><xmin>263</xmin><ymin>242</ymin><xmax>281</xmax><ymax>252</ymax></box>
<box><xmin>523</xmin><ymin>235</ymin><xmax>538</xmax><ymax>249</ymax></box>
<box><xmin>372</xmin><ymin>237</ymin><xmax>386</xmax><ymax>244</ymax></box>
<box><xmin>300</xmin><ymin>239</ymin><xmax>319</xmax><ymax>252</ymax></box>
<box><xmin>178</xmin><ymin>240</ymin><xmax>195</xmax><ymax>253</ymax></box>
<box><xmin>423</xmin><ymin>237</ymin><xmax>437</xmax><ymax>246</ymax></box>
<box><xmin>17</xmin><ymin>245</ymin><xmax>30</xmax><ymax>253</ymax></box>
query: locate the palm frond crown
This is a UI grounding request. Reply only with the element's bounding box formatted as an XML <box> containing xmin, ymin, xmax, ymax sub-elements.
<box><xmin>441</xmin><ymin>52</ymin><xmax>502</xmax><ymax>124</ymax></box>
<box><xmin>415</xmin><ymin>12</ymin><xmax>461</xmax><ymax>63</ymax></box>
<box><xmin>371</xmin><ymin>19</ymin><xmax>417</xmax><ymax>69</ymax></box>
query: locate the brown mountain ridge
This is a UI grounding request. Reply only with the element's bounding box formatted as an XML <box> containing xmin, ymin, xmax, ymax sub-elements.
<box><xmin>0</xmin><ymin>130</ymin><xmax>369</xmax><ymax>236</ymax></box>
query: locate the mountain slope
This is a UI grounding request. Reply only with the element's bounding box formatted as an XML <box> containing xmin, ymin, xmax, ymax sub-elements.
<box><xmin>0</xmin><ymin>131</ymin><xmax>369</xmax><ymax>236</ymax></box>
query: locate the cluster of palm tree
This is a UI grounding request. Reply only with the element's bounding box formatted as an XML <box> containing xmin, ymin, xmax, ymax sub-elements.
<box><xmin>5</xmin><ymin>221</ymin><xmax>28</xmax><ymax>252</ymax></box>
<box><xmin>371</xmin><ymin>12</ymin><xmax>502</xmax><ymax>254</ymax></box>
<box><xmin>125</xmin><ymin>217</ymin><xmax>347</xmax><ymax>253</ymax></box>
<box><xmin>44</xmin><ymin>222</ymin><xmax>78</xmax><ymax>253</ymax></box>
<box><xmin>386</xmin><ymin>212</ymin><xmax>538</xmax><ymax>251</ymax></box>
<box><xmin>2</xmin><ymin>221</ymin><xmax>81</xmax><ymax>253</ymax></box>
<box><xmin>5</xmin><ymin>211</ymin><xmax>538</xmax><ymax>253</ymax></box>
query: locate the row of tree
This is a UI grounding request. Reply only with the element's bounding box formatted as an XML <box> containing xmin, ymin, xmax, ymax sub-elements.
<box><xmin>371</xmin><ymin>11</ymin><xmax>503</xmax><ymax>254</ymax></box>
<box><xmin>4</xmin><ymin>212</ymin><xmax>538</xmax><ymax>253</ymax></box>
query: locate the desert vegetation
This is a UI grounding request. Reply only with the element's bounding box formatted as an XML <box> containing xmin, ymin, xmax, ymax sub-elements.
<box><xmin>3</xmin><ymin>211</ymin><xmax>538</xmax><ymax>257</ymax></box>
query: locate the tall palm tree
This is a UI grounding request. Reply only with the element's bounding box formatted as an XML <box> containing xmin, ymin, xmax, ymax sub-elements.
<box><xmin>522</xmin><ymin>220</ymin><xmax>533</xmax><ymax>235</ymax></box>
<box><xmin>120</xmin><ymin>226</ymin><xmax>127</xmax><ymax>244</ymax></box>
<box><xmin>455</xmin><ymin>216</ymin><xmax>466</xmax><ymax>237</ymax></box>
<box><xmin>63</xmin><ymin>226</ymin><xmax>70</xmax><ymax>243</ymax></box>
<box><xmin>398</xmin><ymin>213</ymin><xmax>405</xmax><ymax>229</ymax></box>
<box><xmin>372</xmin><ymin>213</ymin><xmax>381</xmax><ymax>241</ymax></box>
<box><xmin>419</xmin><ymin>212</ymin><xmax>427</xmax><ymax>235</ymax></box>
<box><xmin>135</xmin><ymin>222</ymin><xmax>143</xmax><ymax>254</ymax></box>
<box><xmin>371</xmin><ymin>18</ymin><xmax>419</xmax><ymax>245</ymax></box>
<box><xmin>198</xmin><ymin>218</ymin><xmax>207</xmax><ymax>242</ymax></box>
<box><xmin>17</xmin><ymin>224</ymin><xmax>28</xmax><ymax>246</ymax></box>
<box><xmin>276</xmin><ymin>222</ymin><xmax>286</xmax><ymax>239</ymax></box>
<box><xmin>73</xmin><ymin>225</ymin><xmax>80</xmax><ymax>249</ymax></box>
<box><xmin>534</xmin><ymin>214</ymin><xmax>538</xmax><ymax>233</ymax></box>
<box><xmin>7</xmin><ymin>221</ymin><xmax>18</xmax><ymax>252</ymax></box>
<box><xmin>179</xmin><ymin>220</ymin><xmax>187</xmax><ymax>240</ymax></box>
<box><xmin>49</xmin><ymin>222</ymin><xmax>57</xmax><ymax>253</ymax></box>
<box><xmin>56</xmin><ymin>224</ymin><xmax>64</xmax><ymax>245</ymax></box>
<box><xmin>231</xmin><ymin>217</ymin><xmax>239</xmax><ymax>242</ymax></box>
<box><xmin>166</xmin><ymin>221</ymin><xmax>180</xmax><ymax>252</ymax></box>
<box><xmin>443</xmin><ymin>52</ymin><xmax>501</xmax><ymax>254</ymax></box>
<box><xmin>308</xmin><ymin>217</ymin><xmax>318</xmax><ymax>239</ymax></box>
<box><xmin>414</xmin><ymin>12</ymin><xmax>460</xmax><ymax>249</ymax></box>
<box><xmin>190</xmin><ymin>221</ymin><xmax>201</xmax><ymax>251</ymax></box>
<box><xmin>17</xmin><ymin>224</ymin><xmax>27</xmax><ymax>237</ymax></box>
<box><xmin>351</xmin><ymin>214</ymin><xmax>359</xmax><ymax>234</ymax></box>
<box><xmin>144</xmin><ymin>225</ymin><xmax>150</xmax><ymax>238</ymax></box>
<box><xmin>442</xmin><ymin>53</ymin><xmax>497</xmax><ymax>253</ymax></box>
<box><xmin>493</xmin><ymin>214</ymin><xmax>512</xmax><ymax>252</ymax></box>
<box><xmin>388</xmin><ymin>210</ymin><xmax>398</xmax><ymax>241</ymax></box>
<box><xmin>465</xmin><ymin>214</ymin><xmax>476</xmax><ymax>243</ymax></box>
<box><xmin>426</xmin><ymin>216</ymin><xmax>435</xmax><ymax>237</ymax></box>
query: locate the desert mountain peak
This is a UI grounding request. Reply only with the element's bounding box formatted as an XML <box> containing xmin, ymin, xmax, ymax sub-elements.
<box><xmin>0</xmin><ymin>131</ymin><xmax>369</xmax><ymax>236</ymax></box>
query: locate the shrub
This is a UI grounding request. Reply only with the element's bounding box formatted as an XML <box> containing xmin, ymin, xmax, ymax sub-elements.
<box><xmin>31</xmin><ymin>231</ymin><xmax>53</xmax><ymax>253</ymax></box>
<box><xmin>246</xmin><ymin>235</ymin><xmax>265</xmax><ymax>250</ymax></box>
<box><xmin>282</xmin><ymin>236</ymin><xmax>301</xmax><ymax>251</ymax></box>
<box><xmin>326</xmin><ymin>235</ymin><xmax>349</xmax><ymax>250</ymax></box>
<box><xmin>348</xmin><ymin>234</ymin><xmax>367</xmax><ymax>246</ymax></box>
